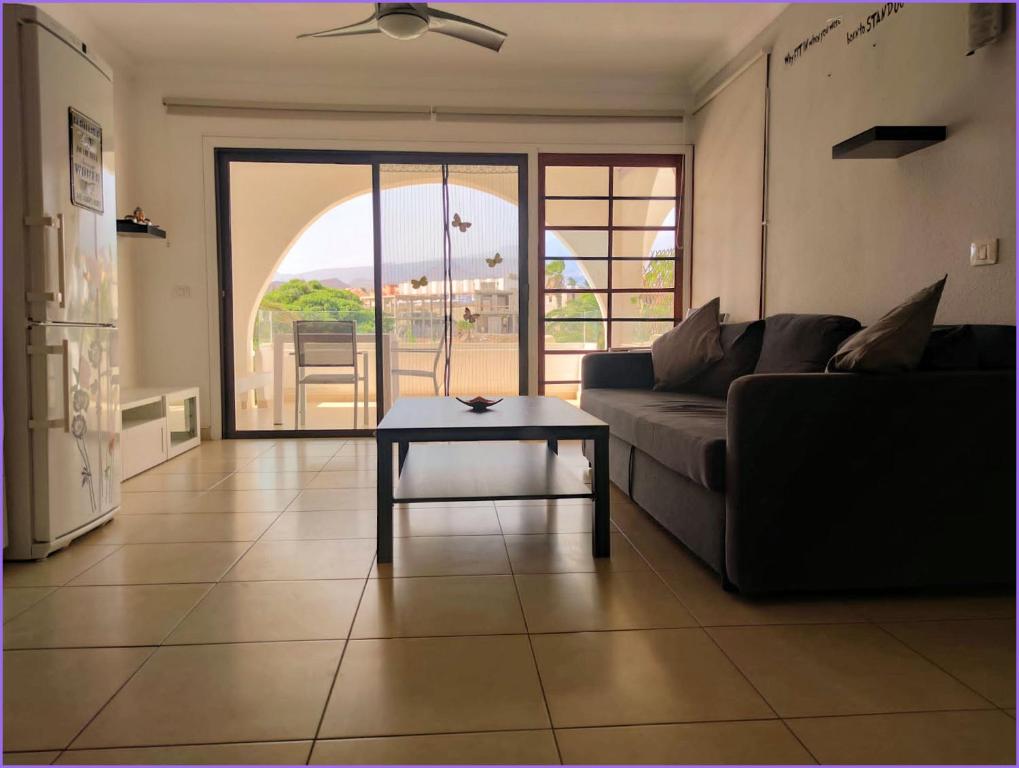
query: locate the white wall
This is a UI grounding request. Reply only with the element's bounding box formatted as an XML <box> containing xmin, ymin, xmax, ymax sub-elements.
<box><xmin>689</xmin><ymin>56</ymin><xmax>767</xmax><ymax>320</ymax></box>
<box><xmin>694</xmin><ymin>3</ymin><xmax>1016</xmax><ymax>325</ymax></box>
<box><xmin>119</xmin><ymin>74</ymin><xmax>690</xmax><ymax>435</ymax></box>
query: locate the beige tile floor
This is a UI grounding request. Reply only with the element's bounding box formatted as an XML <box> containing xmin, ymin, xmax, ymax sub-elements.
<box><xmin>3</xmin><ymin>438</ymin><xmax>1015</xmax><ymax>765</ymax></box>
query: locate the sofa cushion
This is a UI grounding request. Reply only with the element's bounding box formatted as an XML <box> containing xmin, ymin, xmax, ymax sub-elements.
<box><xmin>580</xmin><ymin>388</ymin><xmax>727</xmax><ymax>491</ymax></box>
<box><xmin>829</xmin><ymin>276</ymin><xmax>946</xmax><ymax>373</ymax></box>
<box><xmin>686</xmin><ymin>320</ymin><xmax>766</xmax><ymax>398</ymax></box>
<box><xmin>755</xmin><ymin>314</ymin><xmax>861</xmax><ymax>373</ymax></box>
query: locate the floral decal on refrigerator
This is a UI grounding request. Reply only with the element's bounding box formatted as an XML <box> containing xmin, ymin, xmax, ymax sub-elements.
<box><xmin>70</xmin><ymin>337</ymin><xmax>102</xmax><ymax>515</ymax></box>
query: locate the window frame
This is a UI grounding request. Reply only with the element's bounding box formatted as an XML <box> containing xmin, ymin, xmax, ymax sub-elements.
<box><xmin>537</xmin><ymin>153</ymin><xmax>685</xmax><ymax>392</ymax></box>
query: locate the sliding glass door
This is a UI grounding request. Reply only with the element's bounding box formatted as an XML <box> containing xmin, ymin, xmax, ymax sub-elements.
<box><xmin>538</xmin><ymin>154</ymin><xmax>684</xmax><ymax>403</ymax></box>
<box><xmin>378</xmin><ymin>163</ymin><xmax>522</xmax><ymax>408</ymax></box>
<box><xmin>216</xmin><ymin>150</ymin><xmax>526</xmax><ymax>437</ymax></box>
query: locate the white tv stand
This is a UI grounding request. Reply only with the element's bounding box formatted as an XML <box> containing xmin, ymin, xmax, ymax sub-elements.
<box><xmin>121</xmin><ymin>386</ymin><xmax>201</xmax><ymax>478</ymax></box>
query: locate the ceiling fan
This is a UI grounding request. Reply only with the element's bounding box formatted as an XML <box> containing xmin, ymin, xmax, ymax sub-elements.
<box><xmin>298</xmin><ymin>3</ymin><xmax>507</xmax><ymax>52</ymax></box>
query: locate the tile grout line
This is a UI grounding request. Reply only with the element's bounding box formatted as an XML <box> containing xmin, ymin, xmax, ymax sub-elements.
<box><xmin>306</xmin><ymin>556</ymin><xmax>374</xmax><ymax>764</ymax></box>
<box><xmin>51</xmin><ymin>642</ymin><xmax>161</xmax><ymax>761</ymax></box>
<box><xmin>611</xmin><ymin>482</ymin><xmax>1014</xmax><ymax>760</ymax></box>
<box><xmin>299</xmin><ymin>431</ymin><xmax>366</xmax><ymax>767</ymax></box>
<box><xmin>13</xmin><ymin>452</ymin><xmax>1014</xmax><ymax>761</ymax></box>
<box><xmin>47</xmin><ymin>437</ymin><xmax>323</xmax><ymax>761</ymax></box>
<box><xmin>9</xmin><ymin>708</ymin><xmax>1006</xmax><ymax>760</ymax></box>
<box><xmin>870</xmin><ymin>621</ymin><xmax>1005</xmax><ymax>710</ymax></box>
<box><xmin>48</xmin><ymin>530</ymin><xmax>266</xmax><ymax>758</ymax></box>
<box><xmin>497</xmin><ymin>510</ymin><xmax>565</xmax><ymax>765</ymax></box>
<box><xmin>605</xmin><ymin>495</ymin><xmax>824</xmax><ymax>762</ymax></box>
<box><xmin>50</xmin><ymin>437</ymin><xmax>350</xmax><ymax>761</ymax></box>
<box><xmin>779</xmin><ymin>705</ymin><xmax>1010</xmax><ymax>723</ymax></box>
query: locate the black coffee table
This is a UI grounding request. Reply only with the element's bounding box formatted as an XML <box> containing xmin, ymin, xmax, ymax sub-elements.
<box><xmin>375</xmin><ymin>396</ymin><xmax>610</xmax><ymax>563</ymax></box>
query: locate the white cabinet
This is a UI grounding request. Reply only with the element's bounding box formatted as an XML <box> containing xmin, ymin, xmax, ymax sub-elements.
<box><xmin>122</xmin><ymin>417</ymin><xmax>166</xmax><ymax>479</ymax></box>
<box><xmin>120</xmin><ymin>387</ymin><xmax>200</xmax><ymax>478</ymax></box>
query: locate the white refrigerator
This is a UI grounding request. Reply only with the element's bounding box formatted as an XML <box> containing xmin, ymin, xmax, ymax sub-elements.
<box><xmin>3</xmin><ymin>4</ymin><xmax>121</xmax><ymax>559</ymax></box>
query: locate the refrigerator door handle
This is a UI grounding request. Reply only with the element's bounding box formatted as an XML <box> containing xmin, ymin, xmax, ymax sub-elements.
<box><xmin>24</xmin><ymin>213</ymin><xmax>65</xmax><ymax>308</ymax></box>
<box><xmin>27</xmin><ymin>339</ymin><xmax>71</xmax><ymax>432</ymax></box>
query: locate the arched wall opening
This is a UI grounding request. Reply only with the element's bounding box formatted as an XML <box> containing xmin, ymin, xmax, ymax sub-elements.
<box><xmin>224</xmin><ymin>159</ymin><xmax>524</xmax><ymax>429</ymax></box>
<box><xmin>229</xmin><ymin>162</ymin><xmax>521</xmax><ymax>387</ymax></box>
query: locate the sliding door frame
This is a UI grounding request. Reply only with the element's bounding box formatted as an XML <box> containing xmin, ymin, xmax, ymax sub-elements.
<box><xmin>214</xmin><ymin>147</ymin><xmax>529</xmax><ymax>439</ymax></box>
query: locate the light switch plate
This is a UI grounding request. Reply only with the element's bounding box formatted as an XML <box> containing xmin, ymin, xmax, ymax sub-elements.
<box><xmin>970</xmin><ymin>238</ymin><xmax>998</xmax><ymax>266</ymax></box>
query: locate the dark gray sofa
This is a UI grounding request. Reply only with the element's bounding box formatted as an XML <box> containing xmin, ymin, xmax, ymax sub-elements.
<box><xmin>581</xmin><ymin>319</ymin><xmax>1016</xmax><ymax>595</ymax></box>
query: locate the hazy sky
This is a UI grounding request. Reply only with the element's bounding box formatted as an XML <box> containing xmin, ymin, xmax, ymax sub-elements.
<box><xmin>276</xmin><ymin>184</ymin><xmax>674</xmax><ymax>284</ymax></box>
<box><xmin>277</xmin><ymin>184</ymin><xmax>518</xmax><ymax>277</ymax></box>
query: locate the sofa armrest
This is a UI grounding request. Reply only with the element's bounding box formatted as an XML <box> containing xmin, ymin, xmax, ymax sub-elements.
<box><xmin>581</xmin><ymin>350</ymin><xmax>654</xmax><ymax>390</ymax></box>
<box><xmin>725</xmin><ymin>371</ymin><xmax>1016</xmax><ymax>593</ymax></box>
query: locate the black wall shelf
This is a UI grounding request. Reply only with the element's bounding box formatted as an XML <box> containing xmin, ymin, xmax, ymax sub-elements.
<box><xmin>116</xmin><ymin>219</ymin><xmax>167</xmax><ymax>239</ymax></box>
<box><xmin>832</xmin><ymin>126</ymin><xmax>947</xmax><ymax>159</ymax></box>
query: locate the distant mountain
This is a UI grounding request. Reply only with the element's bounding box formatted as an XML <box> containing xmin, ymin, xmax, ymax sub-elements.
<box><xmin>275</xmin><ymin>250</ymin><xmax>518</xmax><ymax>289</ymax></box>
<box><xmin>274</xmin><ymin>266</ymin><xmax>374</xmax><ymax>290</ymax></box>
<box><xmin>270</xmin><ymin>275</ymin><xmax>351</xmax><ymax>291</ymax></box>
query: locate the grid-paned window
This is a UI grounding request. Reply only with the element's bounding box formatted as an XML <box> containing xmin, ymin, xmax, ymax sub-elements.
<box><xmin>538</xmin><ymin>154</ymin><xmax>684</xmax><ymax>401</ymax></box>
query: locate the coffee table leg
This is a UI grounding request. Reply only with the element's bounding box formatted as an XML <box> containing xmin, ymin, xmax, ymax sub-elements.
<box><xmin>547</xmin><ymin>439</ymin><xmax>558</xmax><ymax>455</ymax></box>
<box><xmin>593</xmin><ymin>431</ymin><xmax>610</xmax><ymax>557</ymax></box>
<box><xmin>377</xmin><ymin>437</ymin><xmax>394</xmax><ymax>564</ymax></box>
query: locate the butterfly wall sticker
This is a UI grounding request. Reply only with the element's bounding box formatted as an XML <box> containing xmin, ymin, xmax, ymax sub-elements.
<box><xmin>451</xmin><ymin>213</ymin><xmax>471</xmax><ymax>232</ymax></box>
<box><xmin>485</xmin><ymin>253</ymin><xmax>503</xmax><ymax>268</ymax></box>
<box><xmin>463</xmin><ymin>307</ymin><xmax>478</xmax><ymax>324</ymax></box>
<box><xmin>411</xmin><ymin>275</ymin><xmax>428</xmax><ymax>289</ymax></box>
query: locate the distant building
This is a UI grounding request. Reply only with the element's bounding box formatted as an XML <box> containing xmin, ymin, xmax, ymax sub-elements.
<box><xmin>363</xmin><ymin>276</ymin><xmax>520</xmax><ymax>340</ymax></box>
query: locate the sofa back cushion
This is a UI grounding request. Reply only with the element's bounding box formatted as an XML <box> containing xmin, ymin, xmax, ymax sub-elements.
<box><xmin>912</xmin><ymin>324</ymin><xmax>1015</xmax><ymax>371</ymax></box>
<box><xmin>754</xmin><ymin>314</ymin><xmax>861</xmax><ymax>373</ymax></box>
<box><xmin>971</xmin><ymin>325</ymin><xmax>1017</xmax><ymax>369</ymax></box>
<box><xmin>921</xmin><ymin>325</ymin><xmax>981</xmax><ymax>370</ymax></box>
<box><xmin>685</xmin><ymin>320</ymin><xmax>765</xmax><ymax>398</ymax></box>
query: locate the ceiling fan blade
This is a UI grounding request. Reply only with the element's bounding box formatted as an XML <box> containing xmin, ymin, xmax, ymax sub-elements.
<box><xmin>298</xmin><ymin>11</ymin><xmax>380</xmax><ymax>39</ymax></box>
<box><xmin>425</xmin><ymin>7</ymin><xmax>507</xmax><ymax>52</ymax></box>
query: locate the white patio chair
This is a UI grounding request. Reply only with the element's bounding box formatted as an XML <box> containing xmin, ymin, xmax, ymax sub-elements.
<box><xmin>392</xmin><ymin>334</ymin><xmax>446</xmax><ymax>396</ymax></box>
<box><xmin>293</xmin><ymin>319</ymin><xmax>369</xmax><ymax>428</ymax></box>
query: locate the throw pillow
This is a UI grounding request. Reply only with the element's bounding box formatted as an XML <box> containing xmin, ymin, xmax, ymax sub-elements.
<box><xmin>651</xmin><ymin>297</ymin><xmax>724</xmax><ymax>391</ymax></box>
<box><xmin>754</xmin><ymin>314</ymin><xmax>862</xmax><ymax>373</ymax></box>
<box><xmin>828</xmin><ymin>275</ymin><xmax>947</xmax><ymax>373</ymax></box>
<box><xmin>685</xmin><ymin>320</ymin><xmax>766</xmax><ymax>398</ymax></box>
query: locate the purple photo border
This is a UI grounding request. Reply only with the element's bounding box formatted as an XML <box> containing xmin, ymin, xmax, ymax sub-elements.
<box><xmin>0</xmin><ymin>0</ymin><xmax>1016</xmax><ymax>766</ymax></box>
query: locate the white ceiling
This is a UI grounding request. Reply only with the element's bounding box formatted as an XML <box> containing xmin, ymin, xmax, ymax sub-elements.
<box><xmin>49</xmin><ymin>3</ymin><xmax>787</xmax><ymax>102</ymax></box>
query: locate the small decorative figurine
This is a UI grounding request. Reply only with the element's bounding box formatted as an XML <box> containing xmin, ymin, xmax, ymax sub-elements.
<box><xmin>455</xmin><ymin>396</ymin><xmax>503</xmax><ymax>413</ymax></box>
<box><xmin>125</xmin><ymin>207</ymin><xmax>152</xmax><ymax>225</ymax></box>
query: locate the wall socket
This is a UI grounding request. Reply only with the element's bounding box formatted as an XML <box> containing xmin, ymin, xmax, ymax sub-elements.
<box><xmin>970</xmin><ymin>238</ymin><xmax>998</xmax><ymax>266</ymax></box>
<box><xmin>172</xmin><ymin>284</ymin><xmax>192</xmax><ymax>299</ymax></box>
